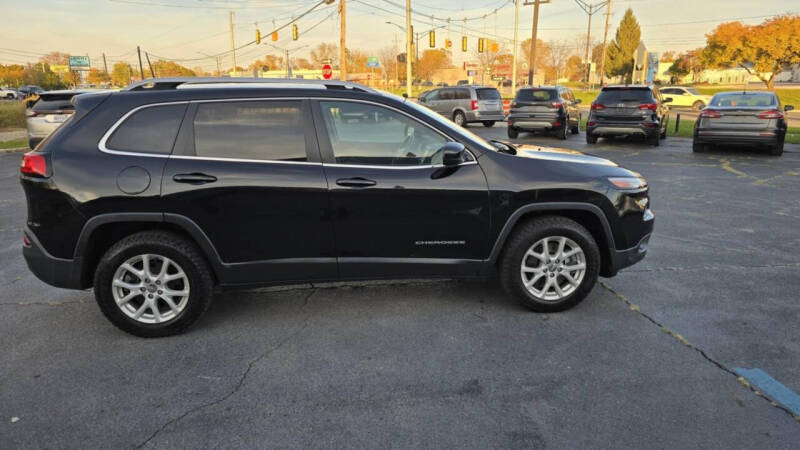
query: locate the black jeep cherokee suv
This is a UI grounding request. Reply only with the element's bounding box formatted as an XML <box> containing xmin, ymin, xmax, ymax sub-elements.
<box><xmin>21</xmin><ymin>78</ymin><xmax>654</xmax><ymax>337</ymax></box>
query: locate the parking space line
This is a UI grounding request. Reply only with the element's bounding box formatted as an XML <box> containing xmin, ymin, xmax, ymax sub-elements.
<box><xmin>734</xmin><ymin>368</ymin><xmax>800</xmax><ymax>417</ymax></box>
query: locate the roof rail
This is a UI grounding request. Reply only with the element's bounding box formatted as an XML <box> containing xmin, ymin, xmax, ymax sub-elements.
<box><xmin>124</xmin><ymin>77</ymin><xmax>375</xmax><ymax>93</ymax></box>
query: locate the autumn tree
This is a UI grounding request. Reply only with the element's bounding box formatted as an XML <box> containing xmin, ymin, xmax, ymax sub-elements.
<box><xmin>604</xmin><ymin>8</ymin><xmax>641</xmax><ymax>82</ymax></box>
<box><xmin>111</xmin><ymin>62</ymin><xmax>132</xmax><ymax>87</ymax></box>
<box><xmin>565</xmin><ymin>55</ymin><xmax>584</xmax><ymax>81</ymax></box>
<box><xmin>378</xmin><ymin>46</ymin><xmax>399</xmax><ymax>82</ymax></box>
<box><xmin>249</xmin><ymin>54</ymin><xmax>284</xmax><ymax>72</ymax></box>
<box><xmin>546</xmin><ymin>40</ymin><xmax>573</xmax><ymax>83</ymax></box>
<box><xmin>294</xmin><ymin>57</ymin><xmax>313</xmax><ymax>70</ymax></box>
<box><xmin>520</xmin><ymin>38</ymin><xmax>551</xmax><ymax>75</ymax></box>
<box><xmin>310</xmin><ymin>42</ymin><xmax>338</xmax><ymax>67</ymax></box>
<box><xmin>345</xmin><ymin>48</ymin><xmax>368</xmax><ymax>73</ymax></box>
<box><xmin>701</xmin><ymin>15</ymin><xmax>800</xmax><ymax>90</ymax></box>
<box><xmin>417</xmin><ymin>48</ymin><xmax>451</xmax><ymax>81</ymax></box>
<box><xmin>87</xmin><ymin>68</ymin><xmax>110</xmax><ymax>85</ymax></box>
<box><xmin>661</xmin><ymin>51</ymin><xmax>676</xmax><ymax>62</ymax></box>
<box><xmin>40</xmin><ymin>52</ymin><xmax>70</xmax><ymax>65</ymax></box>
<box><xmin>667</xmin><ymin>49</ymin><xmax>704</xmax><ymax>83</ymax></box>
<box><xmin>151</xmin><ymin>60</ymin><xmax>195</xmax><ymax>77</ymax></box>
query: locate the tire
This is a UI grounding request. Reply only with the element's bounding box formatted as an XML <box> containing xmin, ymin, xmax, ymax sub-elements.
<box><xmin>692</xmin><ymin>101</ymin><xmax>705</xmax><ymax>112</ymax></box>
<box><xmin>770</xmin><ymin>138</ymin><xmax>784</xmax><ymax>156</ymax></box>
<box><xmin>507</xmin><ymin>126</ymin><xmax>519</xmax><ymax>139</ymax></box>
<box><xmin>692</xmin><ymin>140</ymin><xmax>705</xmax><ymax>153</ymax></box>
<box><xmin>93</xmin><ymin>231</ymin><xmax>214</xmax><ymax>337</ymax></box>
<box><xmin>586</xmin><ymin>132</ymin><xmax>597</xmax><ymax>144</ymax></box>
<box><xmin>571</xmin><ymin>115</ymin><xmax>580</xmax><ymax>134</ymax></box>
<box><xmin>482</xmin><ymin>121</ymin><xmax>495</xmax><ymax>127</ymax></box>
<box><xmin>453</xmin><ymin>111</ymin><xmax>467</xmax><ymax>127</ymax></box>
<box><xmin>649</xmin><ymin>132</ymin><xmax>660</xmax><ymax>147</ymax></box>
<box><xmin>660</xmin><ymin>118</ymin><xmax>668</xmax><ymax>139</ymax></box>
<box><xmin>5</xmin><ymin>94</ymin><xmax>13</xmax><ymax>99</ymax></box>
<box><xmin>499</xmin><ymin>216</ymin><xmax>600</xmax><ymax>312</ymax></box>
<box><xmin>556</xmin><ymin>123</ymin><xmax>568</xmax><ymax>140</ymax></box>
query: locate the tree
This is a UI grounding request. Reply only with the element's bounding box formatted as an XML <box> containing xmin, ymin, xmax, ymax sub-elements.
<box><xmin>565</xmin><ymin>55</ymin><xmax>584</xmax><ymax>81</ymax></box>
<box><xmin>249</xmin><ymin>54</ymin><xmax>284</xmax><ymax>72</ymax></box>
<box><xmin>701</xmin><ymin>15</ymin><xmax>800</xmax><ymax>90</ymax></box>
<box><xmin>40</xmin><ymin>52</ymin><xmax>70</xmax><ymax>65</ymax></box>
<box><xmin>545</xmin><ymin>40</ymin><xmax>573</xmax><ymax>83</ymax></box>
<box><xmin>294</xmin><ymin>58</ymin><xmax>313</xmax><ymax>70</ymax></box>
<box><xmin>111</xmin><ymin>62</ymin><xmax>132</xmax><ymax>87</ymax></box>
<box><xmin>345</xmin><ymin>48</ymin><xmax>368</xmax><ymax>73</ymax></box>
<box><xmin>661</xmin><ymin>51</ymin><xmax>676</xmax><ymax>62</ymax></box>
<box><xmin>667</xmin><ymin>49</ymin><xmax>704</xmax><ymax>83</ymax></box>
<box><xmin>520</xmin><ymin>38</ymin><xmax>551</xmax><ymax>75</ymax></box>
<box><xmin>416</xmin><ymin>48</ymin><xmax>450</xmax><ymax>81</ymax></box>
<box><xmin>87</xmin><ymin>68</ymin><xmax>110</xmax><ymax>85</ymax></box>
<box><xmin>377</xmin><ymin>46</ymin><xmax>399</xmax><ymax>82</ymax></box>
<box><xmin>604</xmin><ymin>8</ymin><xmax>641</xmax><ymax>81</ymax></box>
<box><xmin>310</xmin><ymin>42</ymin><xmax>338</xmax><ymax>67</ymax></box>
<box><xmin>151</xmin><ymin>60</ymin><xmax>195</xmax><ymax>77</ymax></box>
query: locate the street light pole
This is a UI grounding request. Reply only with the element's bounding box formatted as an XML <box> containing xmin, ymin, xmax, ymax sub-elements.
<box><xmin>598</xmin><ymin>0</ymin><xmax>612</xmax><ymax>86</ymax></box>
<box><xmin>574</xmin><ymin>0</ymin><xmax>608</xmax><ymax>84</ymax></box>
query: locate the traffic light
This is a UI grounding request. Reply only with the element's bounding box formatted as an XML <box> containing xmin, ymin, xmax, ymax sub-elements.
<box><xmin>445</xmin><ymin>39</ymin><xmax>452</xmax><ymax>49</ymax></box>
<box><xmin>271</xmin><ymin>31</ymin><xmax>278</xmax><ymax>41</ymax></box>
<box><xmin>461</xmin><ymin>36</ymin><xmax>467</xmax><ymax>52</ymax></box>
<box><xmin>255</xmin><ymin>29</ymin><xmax>261</xmax><ymax>45</ymax></box>
<box><xmin>292</xmin><ymin>24</ymin><xmax>298</xmax><ymax>41</ymax></box>
<box><xmin>429</xmin><ymin>30</ymin><xmax>435</xmax><ymax>48</ymax></box>
<box><xmin>478</xmin><ymin>38</ymin><xmax>485</xmax><ymax>53</ymax></box>
<box><xmin>491</xmin><ymin>41</ymin><xmax>499</xmax><ymax>53</ymax></box>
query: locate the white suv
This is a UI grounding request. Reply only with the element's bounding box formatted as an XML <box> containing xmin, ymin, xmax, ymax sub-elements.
<box><xmin>660</xmin><ymin>86</ymin><xmax>712</xmax><ymax>111</ymax></box>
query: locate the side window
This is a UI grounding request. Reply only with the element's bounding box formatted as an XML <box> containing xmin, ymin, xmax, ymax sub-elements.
<box><xmin>106</xmin><ymin>104</ymin><xmax>187</xmax><ymax>154</ymax></box>
<box><xmin>440</xmin><ymin>89</ymin><xmax>455</xmax><ymax>100</ymax></box>
<box><xmin>457</xmin><ymin>88</ymin><xmax>470</xmax><ymax>100</ymax></box>
<box><xmin>193</xmin><ymin>100</ymin><xmax>307</xmax><ymax>161</ymax></box>
<box><xmin>427</xmin><ymin>90</ymin><xmax>440</xmax><ymax>101</ymax></box>
<box><xmin>319</xmin><ymin>101</ymin><xmax>448</xmax><ymax>167</ymax></box>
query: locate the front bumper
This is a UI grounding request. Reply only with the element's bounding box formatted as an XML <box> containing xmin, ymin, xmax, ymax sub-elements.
<box><xmin>23</xmin><ymin>228</ymin><xmax>85</xmax><ymax>290</ymax></box>
<box><xmin>608</xmin><ymin>232</ymin><xmax>651</xmax><ymax>276</ymax></box>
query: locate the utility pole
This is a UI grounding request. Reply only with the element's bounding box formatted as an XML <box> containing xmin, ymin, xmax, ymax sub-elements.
<box><xmin>524</xmin><ymin>1</ymin><xmax>550</xmax><ymax>85</ymax></box>
<box><xmin>229</xmin><ymin>11</ymin><xmax>237</xmax><ymax>77</ymax></box>
<box><xmin>598</xmin><ymin>0</ymin><xmax>612</xmax><ymax>86</ymax></box>
<box><xmin>405</xmin><ymin>0</ymin><xmax>412</xmax><ymax>97</ymax></box>
<box><xmin>145</xmin><ymin>52</ymin><xmax>155</xmax><ymax>78</ymax></box>
<box><xmin>575</xmin><ymin>0</ymin><xmax>608</xmax><ymax>84</ymax></box>
<box><xmin>511</xmin><ymin>0</ymin><xmax>519</xmax><ymax>94</ymax></box>
<box><xmin>102</xmin><ymin>53</ymin><xmax>108</xmax><ymax>76</ymax></box>
<box><xmin>394</xmin><ymin>32</ymin><xmax>399</xmax><ymax>84</ymax></box>
<box><xmin>340</xmin><ymin>0</ymin><xmax>347</xmax><ymax>81</ymax></box>
<box><xmin>136</xmin><ymin>46</ymin><xmax>144</xmax><ymax>80</ymax></box>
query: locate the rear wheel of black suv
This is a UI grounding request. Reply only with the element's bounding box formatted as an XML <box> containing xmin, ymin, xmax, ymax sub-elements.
<box><xmin>770</xmin><ymin>138</ymin><xmax>784</xmax><ymax>156</ymax></box>
<box><xmin>500</xmin><ymin>216</ymin><xmax>600</xmax><ymax>312</ymax></box>
<box><xmin>93</xmin><ymin>231</ymin><xmax>214</xmax><ymax>337</ymax></box>
<box><xmin>483</xmin><ymin>121</ymin><xmax>495</xmax><ymax>127</ymax></box>
<box><xmin>586</xmin><ymin>132</ymin><xmax>597</xmax><ymax>144</ymax></box>
<box><xmin>507</xmin><ymin>126</ymin><xmax>519</xmax><ymax>139</ymax></box>
<box><xmin>556</xmin><ymin>122</ymin><xmax>568</xmax><ymax>140</ymax></box>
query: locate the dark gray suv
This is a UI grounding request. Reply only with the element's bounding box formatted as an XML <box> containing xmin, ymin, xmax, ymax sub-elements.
<box><xmin>586</xmin><ymin>85</ymin><xmax>671</xmax><ymax>146</ymax></box>
<box><xmin>507</xmin><ymin>86</ymin><xmax>582</xmax><ymax>140</ymax></box>
<box><xmin>417</xmin><ymin>86</ymin><xmax>504</xmax><ymax>127</ymax></box>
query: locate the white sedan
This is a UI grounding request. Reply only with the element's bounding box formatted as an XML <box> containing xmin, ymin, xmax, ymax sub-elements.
<box><xmin>660</xmin><ymin>86</ymin><xmax>712</xmax><ymax>111</ymax></box>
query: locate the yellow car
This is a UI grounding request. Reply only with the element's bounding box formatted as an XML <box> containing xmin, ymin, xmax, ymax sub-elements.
<box><xmin>660</xmin><ymin>86</ymin><xmax>712</xmax><ymax>111</ymax></box>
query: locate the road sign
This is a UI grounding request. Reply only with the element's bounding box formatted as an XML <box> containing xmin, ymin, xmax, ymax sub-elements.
<box><xmin>322</xmin><ymin>64</ymin><xmax>332</xmax><ymax>80</ymax></box>
<box><xmin>366</xmin><ymin>57</ymin><xmax>379</xmax><ymax>68</ymax></box>
<box><xmin>68</xmin><ymin>56</ymin><xmax>90</xmax><ymax>70</ymax></box>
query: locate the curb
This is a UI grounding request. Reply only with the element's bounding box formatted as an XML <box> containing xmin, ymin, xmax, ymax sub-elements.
<box><xmin>0</xmin><ymin>147</ymin><xmax>27</xmax><ymax>154</ymax></box>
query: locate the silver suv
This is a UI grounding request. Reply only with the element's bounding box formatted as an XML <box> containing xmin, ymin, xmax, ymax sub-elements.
<box><xmin>418</xmin><ymin>85</ymin><xmax>504</xmax><ymax>127</ymax></box>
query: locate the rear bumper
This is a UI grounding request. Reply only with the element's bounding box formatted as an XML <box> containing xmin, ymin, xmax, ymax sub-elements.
<box><xmin>694</xmin><ymin>129</ymin><xmax>782</xmax><ymax>144</ymax></box>
<box><xmin>587</xmin><ymin>122</ymin><xmax>659</xmax><ymax>138</ymax></box>
<box><xmin>23</xmin><ymin>228</ymin><xmax>85</xmax><ymax>290</ymax></box>
<box><xmin>507</xmin><ymin>113</ymin><xmax>565</xmax><ymax>130</ymax></box>
<box><xmin>467</xmin><ymin>111</ymin><xmax>505</xmax><ymax>122</ymax></box>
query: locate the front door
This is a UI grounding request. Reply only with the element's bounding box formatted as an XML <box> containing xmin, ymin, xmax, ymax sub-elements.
<box><xmin>312</xmin><ymin>99</ymin><xmax>491</xmax><ymax>279</ymax></box>
<box><xmin>162</xmin><ymin>98</ymin><xmax>337</xmax><ymax>285</ymax></box>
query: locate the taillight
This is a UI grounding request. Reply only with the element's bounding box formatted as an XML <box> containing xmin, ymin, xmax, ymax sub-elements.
<box><xmin>637</xmin><ymin>103</ymin><xmax>658</xmax><ymax>111</ymax></box>
<box><xmin>758</xmin><ymin>109</ymin><xmax>783</xmax><ymax>119</ymax></box>
<box><xmin>470</xmin><ymin>100</ymin><xmax>478</xmax><ymax>110</ymax></box>
<box><xmin>587</xmin><ymin>121</ymin><xmax>597</xmax><ymax>127</ymax></box>
<box><xmin>590</xmin><ymin>103</ymin><xmax>605</xmax><ymax>110</ymax></box>
<box><xmin>699</xmin><ymin>109</ymin><xmax>721</xmax><ymax>118</ymax></box>
<box><xmin>551</xmin><ymin>102</ymin><xmax>563</xmax><ymax>110</ymax></box>
<box><xmin>511</xmin><ymin>101</ymin><xmax>518</xmax><ymax>108</ymax></box>
<box><xmin>20</xmin><ymin>152</ymin><xmax>48</xmax><ymax>177</ymax></box>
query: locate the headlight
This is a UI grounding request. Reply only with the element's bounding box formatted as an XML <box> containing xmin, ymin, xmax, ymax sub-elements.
<box><xmin>608</xmin><ymin>177</ymin><xmax>647</xmax><ymax>190</ymax></box>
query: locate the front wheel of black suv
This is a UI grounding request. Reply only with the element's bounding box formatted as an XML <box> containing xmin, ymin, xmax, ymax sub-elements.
<box><xmin>93</xmin><ymin>231</ymin><xmax>214</xmax><ymax>337</ymax></box>
<box><xmin>500</xmin><ymin>216</ymin><xmax>600</xmax><ymax>312</ymax></box>
<box><xmin>507</xmin><ymin>126</ymin><xmax>519</xmax><ymax>139</ymax></box>
<box><xmin>571</xmin><ymin>116</ymin><xmax>580</xmax><ymax>134</ymax></box>
<box><xmin>483</xmin><ymin>121</ymin><xmax>496</xmax><ymax>127</ymax></box>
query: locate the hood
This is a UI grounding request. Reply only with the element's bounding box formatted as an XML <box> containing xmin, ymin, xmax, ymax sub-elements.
<box><xmin>512</xmin><ymin>144</ymin><xmax>619</xmax><ymax>167</ymax></box>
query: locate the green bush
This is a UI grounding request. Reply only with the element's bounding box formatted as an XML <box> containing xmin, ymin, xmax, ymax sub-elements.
<box><xmin>0</xmin><ymin>101</ymin><xmax>26</xmax><ymax>128</ymax></box>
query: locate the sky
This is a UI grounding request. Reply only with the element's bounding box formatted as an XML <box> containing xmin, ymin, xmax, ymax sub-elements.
<box><xmin>0</xmin><ymin>0</ymin><xmax>796</xmax><ymax>72</ymax></box>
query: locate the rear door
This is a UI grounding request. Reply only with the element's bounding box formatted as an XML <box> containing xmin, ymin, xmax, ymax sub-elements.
<box><xmin>475</xmin><ymin>88</ymin><xmax>502</xmax><ymax>115</ymax></box>
<box><xmin>513</xmin><ymin>88</ymin><xmax>558</xmax><ymax>116</ymax></box>
<box><xmin>161</xmin><ymin>98</ymin><xmax>336</xmax><ymax>285</ymax></box>
<box><xmin>312</xmin><ymin>98</ymin><xmax>490</xmax><ymax>279</ymax></box>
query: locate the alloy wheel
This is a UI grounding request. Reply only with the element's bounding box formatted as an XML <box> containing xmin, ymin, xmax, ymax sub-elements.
<box><xmin>519</xmin><ymin>236</ymin><xmax>586</xmax><ymax>302</ymax></box>
<box><xmin>111</xmin><ymin>254</ymin><xmax>190</xmax><ymax>324</ymax></box>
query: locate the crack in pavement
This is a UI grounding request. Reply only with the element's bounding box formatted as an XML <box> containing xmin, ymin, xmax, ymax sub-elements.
<box><xmin>133</xmin><ymin>288</ymin><xmax>318</xmax><ymax>450</ymax></box>
<box><xmin>599</xmin><ymin>281</ymin><xmax>800</xmax><ymax>422</ymax></box>
<box><xmin>622</xmin><ymin>262</ymin><xmax>800</xmax><ymax>273</ymax></box>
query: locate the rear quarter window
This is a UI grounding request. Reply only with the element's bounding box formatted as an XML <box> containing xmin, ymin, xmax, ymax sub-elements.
<box><xmin>105</xmin><ymin>103</ymin><xmax>187</xmax><ymax>154</ymax></box>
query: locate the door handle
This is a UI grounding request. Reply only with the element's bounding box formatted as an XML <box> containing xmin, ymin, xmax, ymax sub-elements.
<box><xmin>173</xmin><ymin>173</ymin><xmax>217</xmax><ymax>184</ymax></box>
<box><xmin>336</xmin><ymin>177</ymin><xmax>376</xmax><ymax>188</ymax></box>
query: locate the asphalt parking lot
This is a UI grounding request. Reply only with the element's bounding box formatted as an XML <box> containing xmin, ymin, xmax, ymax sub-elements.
<box><xmin>2</xmin><ymin>129</ymin><xmax>800</xmax><ymax>448</ymax></box>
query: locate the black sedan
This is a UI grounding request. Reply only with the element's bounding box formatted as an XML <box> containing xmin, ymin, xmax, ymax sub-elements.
<box><xmin>693</xmin><ymin>91</ymin><xmax>794</xmax><ymax>156</ymax></box>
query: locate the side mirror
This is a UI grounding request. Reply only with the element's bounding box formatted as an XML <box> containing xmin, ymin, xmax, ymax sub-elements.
<box><xmin>441</xmin><ymin>142</ymin><xmax>466</xmax><ymax>166</ymax></box>
<box><xmin>663</xmin><ymin>97</ymin><xmax>673</xmax><ymax>103</ymax></box>
<box><xmin>785</xmin><ymin>105</ymin><xmax>794</xmax><ymax>112</ymax></box>
<box><xmin>574</xmin><ymin>98</ymin><xmax>582</xmax><ymax>104</ymax></box>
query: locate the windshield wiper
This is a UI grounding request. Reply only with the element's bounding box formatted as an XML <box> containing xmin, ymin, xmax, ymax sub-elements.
<box><xmin>490</xmin><ymin>139</ymin><xmax>517</xmax><ymax>154</ymax></box>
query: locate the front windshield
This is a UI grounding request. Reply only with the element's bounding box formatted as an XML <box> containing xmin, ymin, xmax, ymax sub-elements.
<box><xmin>382</xmin><ymin>92</ymin><xmax>497</xmax><ymax>152</ymax></box>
